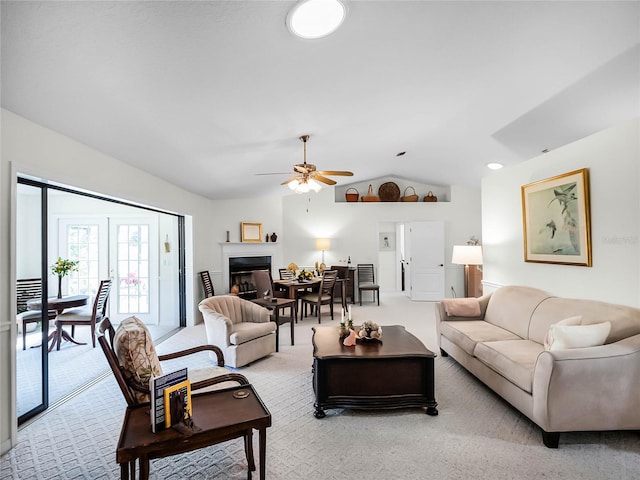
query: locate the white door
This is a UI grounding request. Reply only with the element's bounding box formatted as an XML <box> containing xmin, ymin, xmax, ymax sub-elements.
<box><xmin>407</xmin><ymin>221</ymin><xmax>445</xmax><ymax>301</ymax></box>
<box><xmin>109</xmin><ymin>217</ymin><xmax>159</xmax><ymax>324</ymax></box>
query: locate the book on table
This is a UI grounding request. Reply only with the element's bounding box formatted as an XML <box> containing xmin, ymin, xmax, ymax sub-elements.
<box><xmin>149</xmin><ymin>368</ymin><xmax>188</xmax><ymax>433</ymax></box>
<box><xmin>164</xmin><ymin>379</ymin><xmax>192</xmax><ymax>428</ymax></box>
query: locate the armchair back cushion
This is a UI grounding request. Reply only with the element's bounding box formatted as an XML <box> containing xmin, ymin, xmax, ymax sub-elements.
<box><xmin>113</xmin><ymin>316</ymin><xmax>162</xmax><ymax>402</ymax></box>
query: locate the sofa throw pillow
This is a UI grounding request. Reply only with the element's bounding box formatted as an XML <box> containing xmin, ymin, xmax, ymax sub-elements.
<box><xmin>547</xmin><ymin>321</ymin><xmax>611</xmax><ymax>352</ymax></box>
<box><xmin>442</xmin><ymin>298</ymin><xmax>481</xmax><ymax>317</ymax></box>
<box><xmin>543</xmin><ymin>315</ymin><xmax>582</xmax><ymax>350</ymax></box>
<box><xmin>113</xmin><ymin>315</ymin><xmax>163</xmax><ymax>402</ymax></box>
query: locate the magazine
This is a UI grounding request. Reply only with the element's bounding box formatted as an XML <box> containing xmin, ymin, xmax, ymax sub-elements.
<box><xmin>149</xmin><ymin>368</ymin><xmax>188</xmax><ymax>433</ymax></box>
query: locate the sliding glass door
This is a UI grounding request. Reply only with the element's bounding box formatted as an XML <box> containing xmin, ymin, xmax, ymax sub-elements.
<box><xmin>16</xmin><ymin>177</ymin><xmax>185</xmax><ymax>425</ymax></box>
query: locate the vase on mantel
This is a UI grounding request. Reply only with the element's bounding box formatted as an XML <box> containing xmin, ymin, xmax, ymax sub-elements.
<box><xmin>270</xmin><ymin>233</ymin><xmax>278</xmax><ymax>243</ymax></box>
<box><xmin>57</xmin><ymin>276</ymin><xmax>63</xmax><ymax>299</ymax></box>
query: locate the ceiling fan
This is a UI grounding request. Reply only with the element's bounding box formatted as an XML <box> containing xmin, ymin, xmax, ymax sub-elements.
<box><xmin>280</xmin><ymin>135</ymin><xmax>354</xmax><ymax>193</ymax></box>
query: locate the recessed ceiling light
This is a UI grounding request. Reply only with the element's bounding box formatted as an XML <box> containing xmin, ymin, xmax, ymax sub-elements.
<box><xmin>287</xmin><ymin>0</ymin><xmax>346</xmax><ymax>39</ymax></box>
<box><xmin>486</xmin><ymin>162</ymin><xmax>504</xmax><ymax>170</ymax></box>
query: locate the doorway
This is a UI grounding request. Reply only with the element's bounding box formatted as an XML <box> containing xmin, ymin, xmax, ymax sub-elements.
<box><xmin>16</xmin><ymin>178</ymin><xmax>185</xmax><ymax>424</ymax></box>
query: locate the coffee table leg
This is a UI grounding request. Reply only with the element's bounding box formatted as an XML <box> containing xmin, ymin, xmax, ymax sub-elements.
<box><xmin>259</xmin><ymin>427</ymin><xmax>267</xmax><ymax>480</ymax></box>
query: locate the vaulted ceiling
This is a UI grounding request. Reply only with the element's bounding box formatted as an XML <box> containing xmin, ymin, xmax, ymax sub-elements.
<box><xmin>2</xmin><ymin>1</ymin><xmax>639</xmax><ymax>200</ymax></box>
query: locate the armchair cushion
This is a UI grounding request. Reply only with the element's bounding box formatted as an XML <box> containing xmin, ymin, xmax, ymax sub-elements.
<box><xmin>113</xmin><ymin>316</ymin><xmax>162</xmax><ymax>402</ymax></box>
<box><xmin>230</xmin><ymin>322</ymin><xmax>277</xmax><ymax>345</ymax></box>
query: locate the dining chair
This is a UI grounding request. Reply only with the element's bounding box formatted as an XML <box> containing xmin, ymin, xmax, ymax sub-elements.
<box><xmin>251</xmin><ymin>269</ymin><xmax>294</xmax><ymax>325</ymax></box>
<box><xmin>199</xmin><ymin>270</ymin><xmax>215</xmax><ymax>298</ymax></box>
<box><xmin>16</xmin><ymin>278</ymin><xmax>57</xmax><ymax>350</ymax></box>
<box><xmin>299</xmin><ymin>270</ymin><xmax>338</xmax><ymax>323</ymax></box>
<box><xmin>357</xmin><ymin>264</ymin><xmax>380</xmax><ymax>306</ymax></box>
<box><xmin>53</xmin><ymin>279</ymin><xmax>112</xmax><ymax>350</ymax></box>
<box><xmin>278</xmin><ymin>268</ymin><xmax>295</xmax><ymax>280</ymax></box>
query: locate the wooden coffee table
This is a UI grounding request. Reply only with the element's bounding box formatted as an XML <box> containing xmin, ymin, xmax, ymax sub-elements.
<box><xmin>116</xmin><ymin>384</ymin><xmax>271</xmax><ymax>479</ymax></box>
<box><xmin>311</xmin><ymin>325</ymin><xmax>438</xmax><ymax>418</ymax></box>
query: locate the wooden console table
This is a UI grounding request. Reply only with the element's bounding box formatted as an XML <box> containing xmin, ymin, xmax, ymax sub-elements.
<box><xmin>116</xmin><ymin>384</ymin><xmax>271</xmax><ymax>479</ymax></box>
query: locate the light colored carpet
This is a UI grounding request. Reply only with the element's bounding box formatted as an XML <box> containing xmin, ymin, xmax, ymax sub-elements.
<box><xmin>2</xmin><ymin>293</ymin><xmax>639</xmax><ymax>479</ymax></box>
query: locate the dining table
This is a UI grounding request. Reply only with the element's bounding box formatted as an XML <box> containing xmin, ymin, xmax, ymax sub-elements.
<box><xmin>26</xmin><ymin>294</ymin><xmax>89</xmax><ymax>351</ymax></box>
<box><xmin>273</xmin><ymin>277</ymin><xmax>348</xmax><ymax>321</ymax></box>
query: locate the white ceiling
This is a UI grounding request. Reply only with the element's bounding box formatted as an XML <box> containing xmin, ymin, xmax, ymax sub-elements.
<box><xmin>2</xmin><ymin>1</ymin><xmax>639</xmax><ymax>200</ymax></box>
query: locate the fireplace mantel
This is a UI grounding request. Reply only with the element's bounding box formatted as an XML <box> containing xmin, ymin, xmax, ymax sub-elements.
<box><xmin>220</xmin><ymin>242</ymin><xmax>281</xmax><ymax>294</ymax></box>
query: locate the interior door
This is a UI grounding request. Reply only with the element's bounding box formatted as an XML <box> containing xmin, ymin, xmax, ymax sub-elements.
<box><xmin>109</xmin><ymin>216</ymin><xmax>159</xmax><ymax>324</ymax></box>
<box><xmin>407</xmin><ymin>221</ymin><xmax>445</xmax><ymax>301</ymax></box>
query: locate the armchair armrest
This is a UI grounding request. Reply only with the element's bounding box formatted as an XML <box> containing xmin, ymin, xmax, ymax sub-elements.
<box><xmin>532</xmin><ymin>334</ymin><xmax>640</xmax><ymax>432</ymax></box>
<box><xmin>158</xmin><ymin>344</ymin><xmax>226</xmax><ymax>366</ymax></box>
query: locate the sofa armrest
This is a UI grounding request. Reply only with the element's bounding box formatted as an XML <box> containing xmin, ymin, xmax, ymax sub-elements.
<box><xmin>435</xmin><ymin>293</ymin><xmax>492</xmax><ymax>323</ymax></box>
<box><xmin>532</xmin><ymin>334</ymin><xmax>640</xmax><ymax>432</ymax></box>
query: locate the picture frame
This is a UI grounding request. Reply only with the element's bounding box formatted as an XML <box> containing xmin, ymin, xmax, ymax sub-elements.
<box><xmin>521</xmin><ymin>168</ymin><xmax>591</xmax><ymax>266</ymax></box>
<box><xmin>379</xmin><ymin>232</ymin><xmax>395</xmax><ymax>251</ymax></box>
<box><xmin>241</xmin><ymin>222</ymin><xmax>263</xmax><ymax>243</ymax></box>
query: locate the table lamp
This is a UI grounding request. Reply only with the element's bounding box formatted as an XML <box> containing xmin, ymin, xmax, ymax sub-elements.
<box><xmin>315</xmin><ymin>238</ymin><xmax>331</xmax><ymax>264</ymax></box>
<box><xmin>451</xmin><ymin>245</ymin><xmax>483</xmax><ymax>297</ymax></box>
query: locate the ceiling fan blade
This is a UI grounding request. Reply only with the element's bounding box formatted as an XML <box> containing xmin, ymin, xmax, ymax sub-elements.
<box><xmin>281</xmin><ymin>176</ymin><xmax>301</xmax><ymax>185</ymax></box>
<box><xmin>313</xmin><ymin>174</ymin><xmax>337</xmax><ymax>186</ymax></box>
<box><xmin>256</xmin><ymin>172</ymin><xmax>290</xmax><ymax>176</ymax></box>
<box><xmin>317</xmin><ymin>170</ymin><xmax>354</xmax><ymax>176</ymax></box>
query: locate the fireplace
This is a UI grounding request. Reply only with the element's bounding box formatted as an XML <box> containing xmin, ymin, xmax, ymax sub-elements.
<box><xmin>229</xmin><ymin>255</ymin><xmax>272</xmax><ymax>299</ymax></box>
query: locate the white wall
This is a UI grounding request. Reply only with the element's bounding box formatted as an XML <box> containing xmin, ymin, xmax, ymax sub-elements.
<box><xmin>482</xmin><ymin>118</ymin><xmax>640</xmax><ymax>306</ymax></box>
<box><xmin>280</xmin><ymin>186</ymin><xmax>482</xmax><ymax>297</ymax></box>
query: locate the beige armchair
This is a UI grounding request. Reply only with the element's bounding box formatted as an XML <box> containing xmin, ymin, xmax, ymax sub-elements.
<box><xmin>198</xmin><ymin>295</ymin><xmax>276</xmax><ymax>368</ymax></box>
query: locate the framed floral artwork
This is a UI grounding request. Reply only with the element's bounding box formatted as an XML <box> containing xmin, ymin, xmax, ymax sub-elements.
<box><xmin>521</xmin><ymin>168</ymin><xmax>591</xmax><ymax>266</ymax></box>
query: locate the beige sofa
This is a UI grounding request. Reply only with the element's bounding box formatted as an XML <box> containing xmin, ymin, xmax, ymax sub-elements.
<box><xmin>198</xmin><ymin>295</ymin><xmax>276</xmax><ymax>368</ymax></box>
<box><xmin>436</xmin><ymin>285</ymin><xmax>640</xmax><ymax>448</ymax></box>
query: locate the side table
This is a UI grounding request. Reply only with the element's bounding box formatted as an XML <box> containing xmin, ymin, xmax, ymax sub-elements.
<box><xmin>252</xmin><ymin>297</ymin><xmax>297</xmax><ymax>351</ymax></box>
<box><xmin>116</xmin><ymin>384</ymin><xmax>271</xmax><ymax>479</ymax></box>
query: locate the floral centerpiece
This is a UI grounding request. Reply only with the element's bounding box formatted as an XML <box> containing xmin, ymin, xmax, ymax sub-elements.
<box><xmin>297</xmin><ymin>269</ymin><xmax>314</xmax><ymax>282</ymax></box>
<box><xmin>285</xmin><ymin>262</ymin><xmax>299</xmax><ymax>274</ymax></box>
<box><xmin>51</xmin><ymin>257</ymin><xmax>79</xmax><ymax>298</ymax></box>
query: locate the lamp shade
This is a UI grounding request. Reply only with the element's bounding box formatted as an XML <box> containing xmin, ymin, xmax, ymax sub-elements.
<box><xmin>315</xmin><ymin>238</ymin><xmax>331</xmax><ymax>251</ymax></box>
<box><xmin>451</xmin><ymin>245</ymin><xmax>483</xmax><ymax>265</ymax></box>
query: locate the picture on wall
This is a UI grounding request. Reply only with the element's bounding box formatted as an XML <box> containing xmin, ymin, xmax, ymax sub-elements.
<box><xmin>521</xmin><ymin>168</ymin><xmax>591</xmax><ymax>266</ymax></box>
<box><xmin>379</xmin><ymin>232</ymin><xmax>395</xmax><ymax>251</ymax></box>
<box><xmin>241</xmin><ymin>222</ymin><xmax>263</xmax><ymax>242</ymax></box>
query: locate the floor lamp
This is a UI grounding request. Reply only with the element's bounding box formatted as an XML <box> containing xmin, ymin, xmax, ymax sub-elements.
<box><xmin>451</xmin><ymin>245</ymin><xmax>483</xmax><ymax>297</ymax></box>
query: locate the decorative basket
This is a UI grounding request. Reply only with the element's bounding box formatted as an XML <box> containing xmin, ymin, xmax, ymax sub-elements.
<box><xmin>378</xmin><ymin>182</ymin><xmax>400</xmax><ymax>202</ymax></box>
<box><xmin>400</xmin><ymin>186</ymin><xmax>419</xmax><ymax>202</ymax></box>
<box><xmin>424</xmin><ymin>191</ymin><xmax>438</xmax><ymax>202</ymax></box>
<box><xmin>345</xmin><ymin>187</ymin><xmax>360</xmax><ymax>202</ymax></box>
<box><xmin>361</xmin><ymin>184</ymin><xmax>380</xmax><ymax>202</ymax></box>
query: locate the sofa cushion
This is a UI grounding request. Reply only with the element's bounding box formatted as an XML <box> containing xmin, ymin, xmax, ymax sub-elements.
<box><xmin>442</xmin><ymin>298</ymin><xmax>481</xmax><ymax>317</ymax></box>
<box><xmin>484</xmin><ymin>286</ymin><xmax>552</xmax><ymax>339</ymax></box>
<box><xmin>474</xmin><ymin>339</ymin><xmax>544</xmax><ymax>393</ymax></box>
<box><xmin>547</xmin><ymin>321</ymin><xmax>611</xmax><ymax>351</ymax></box>
<box><xmin>229</xmin><ymin>321</ymin><xmax>275</xmax><ymax>345</ymax></box>
<box><xmin>440</xmin><ymin>320</ymin><xmax>521</xmax><ymax>356</ymax></box>
<box><xmin>543</xmin><ymin>316</ymin><xmax>582</xmax><ymax>350</ymax></box>
<box><xmin>113</xmin><ymin>316</ymin><xmax>163</xmax><ymax>402</ymax></box>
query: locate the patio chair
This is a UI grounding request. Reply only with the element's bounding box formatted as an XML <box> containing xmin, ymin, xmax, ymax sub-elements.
<box><xmin>53</xmin><ymin>279</ymin><xmax>112</xmax><ymax>350</ymax></box>
<box><xmin>16</xmin><ymin>278</ymin><xmax>57</xmax><ymax>350</ymax></box>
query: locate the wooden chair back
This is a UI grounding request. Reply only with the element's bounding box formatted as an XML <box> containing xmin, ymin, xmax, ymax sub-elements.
<box><xmin>279</xmin><ymin>268</ymin><xmax>294</xmax><ymax>280</ymax></box>
<box><xmin>199</xmin><ymin>271</ymin><xmax>215</xmax><ymax>297</ymax></box>
<box><xmin>357</xmin><ymin>264</ymin><xmax>376</xmax><ymax>285</ymax></box>
<box><xmin>251</xmin><ymin>270</ymin><xmax>273</xmax><ymax>298</ymax></box>
<box><xmin>320</xmin><ymin>270</ymin><xmax>338</xmax><ymax>295</ymax></box>
<box><xmin>17</xmin><ymin>278</ymin><xmax>42</xmax><ymax>314</ymax></box>
<box><xmin>97</xmin><ymin>317</ymin><xmax>140</xmax><ymax>406</ymax></box>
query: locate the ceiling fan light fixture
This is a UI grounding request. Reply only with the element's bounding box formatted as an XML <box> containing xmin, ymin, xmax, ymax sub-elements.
<box><xmin>287</xmin><ymin>0</ymin><xmax>346</xmax><ymax>39</ymax></box>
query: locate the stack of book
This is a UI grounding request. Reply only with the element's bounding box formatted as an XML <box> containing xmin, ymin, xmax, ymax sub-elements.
<box><xmin>149</xmin><ymin>368</ymin><xmax>192</xmax><ymax>433</ymax></box>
